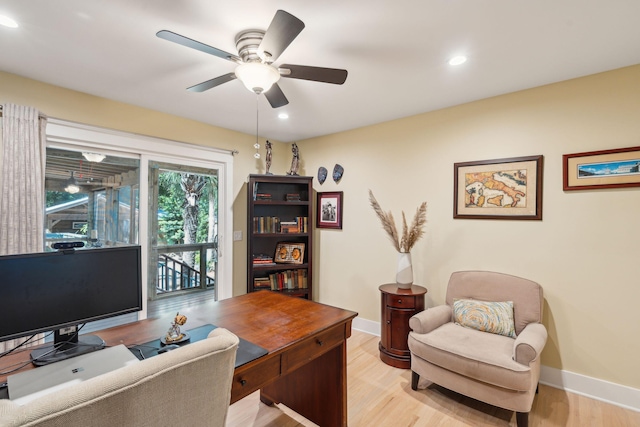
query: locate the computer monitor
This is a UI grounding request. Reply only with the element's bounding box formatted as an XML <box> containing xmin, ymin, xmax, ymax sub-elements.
<box><xmin>0</xmin><ymin>245</ymin><xmax>142</xmax><ymax>366</ymax></box>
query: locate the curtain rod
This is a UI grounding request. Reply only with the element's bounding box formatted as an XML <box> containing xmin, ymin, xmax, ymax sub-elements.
<box><xmin>0</xmin><ymin>107</ymin><xmax>239</xmax><ymax>155</ymax></box>
<box><xmin>0</xmin><ymin>105</ymin><xmax>47</xmax><ymax>119</ymax></box>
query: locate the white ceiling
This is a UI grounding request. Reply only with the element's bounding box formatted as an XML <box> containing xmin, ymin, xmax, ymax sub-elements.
<box><xmin>1</xmin><ymin>1</ymin><xmax>639</xmax><ymax>143</ymax></box>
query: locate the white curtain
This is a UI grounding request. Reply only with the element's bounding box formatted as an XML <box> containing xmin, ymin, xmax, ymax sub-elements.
<box><xmin>0</xmin><ymin>104</ymin><xmax>47</xmax><ymax>352</ymax></box>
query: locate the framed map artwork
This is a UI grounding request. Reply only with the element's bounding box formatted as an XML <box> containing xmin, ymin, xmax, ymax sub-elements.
<box><xmin>563</xmin><ymin>146</ymin><xmax>640</xmax><ymax>191</ymax></box>
<box><xmin>454</xmin><ymin>155</ymin><xmax>543</xmax><ymax>220</ymax></box>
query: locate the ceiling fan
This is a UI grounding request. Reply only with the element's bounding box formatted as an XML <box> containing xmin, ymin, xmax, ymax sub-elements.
<box><xmin>156</xmin><ymin>10</ymin><xmax>348</xmax><ymax>108</ymax></box>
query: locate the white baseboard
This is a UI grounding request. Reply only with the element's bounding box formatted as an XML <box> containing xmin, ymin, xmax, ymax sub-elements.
<box><xmin>540</xmin><ymin>365</ymin><xmax>640</xmax><ymax>413</ymax></box>
<box><xmin>352</xmin><ymin>318</ymin><xmax>640</xmax><ymax>413</ymax></box>
<box><xmin>352</xmin><ymin>317</ymin><xmax>380</xmax><ymax>336</ymax></box>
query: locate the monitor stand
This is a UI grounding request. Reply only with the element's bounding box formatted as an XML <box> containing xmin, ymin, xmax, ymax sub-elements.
<box><xmin>30</xmin><ymin>330</ymin><xmax>105</xmax><ymax>367</ymax></box>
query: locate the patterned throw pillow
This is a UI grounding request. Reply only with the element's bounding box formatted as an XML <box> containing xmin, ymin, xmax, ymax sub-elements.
<box><xmin>453</xmin><ymin>299</ymin><xmax>516</xmax><ymax>338</ymax></box>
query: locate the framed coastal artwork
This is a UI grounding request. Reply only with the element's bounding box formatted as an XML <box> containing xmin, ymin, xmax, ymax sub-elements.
<box><xmin>563</xmin><ymin>146</ymin><xmax>640</xmax><ymax>191</ymax></box>
<box><xmin>316</xmin><ymin>191</ymin><xmax>343</xmax><ymax>229</ymax></box>
<box><xmin>454</xmin><ymin>155</ymin><xmax>543</xmax><ymax>220</ymax></box>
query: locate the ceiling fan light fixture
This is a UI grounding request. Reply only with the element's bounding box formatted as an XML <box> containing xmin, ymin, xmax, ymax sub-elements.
<box><xmin>82</xmin><ymin>152</ymin><xmax>106</xmax><ymax>163</ymax></box>
<box><xmin>448</xmin><ymin>55</ymin><xmax>468</xmax><ymax>66</ymax></box>
<box><xmin>235</xmin><ymin>62</ymin><xmax>280</xmax><ymax>94</ymax></box>
<box><xmin>64</xmin><ymin>171</ymin><xmax>80</xmax><ymax>194</ymax></box>
<box><xmin>0</xmin><ymin>15</ymin><xmax>18</xmax><ymax>28</ymax></box>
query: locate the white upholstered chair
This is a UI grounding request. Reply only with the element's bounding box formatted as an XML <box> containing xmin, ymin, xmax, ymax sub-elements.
<box><xmin>408</xmin><ymin>271</ymin><xmax>547</xmax><ymax>427</ymax></box>
<box><xmin>0</xmin><ymin>328</ymin><xmax>239</xmax><ymax>427</ymax></box>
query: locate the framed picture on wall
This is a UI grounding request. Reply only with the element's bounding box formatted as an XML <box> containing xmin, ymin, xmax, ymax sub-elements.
<box><xmin>454</xmin><ymin>155</ymin><xmax>543</xmax><ymax>220</ymax></box>
<box><xmin>563</xmin><ymin>146</ymin><xmax>640</xmax><ymax>191</ymax></box>
<box><xmin>316</xmin><ymin>191</ymin><xmax>343</xmax><ymax>229</ymax></box>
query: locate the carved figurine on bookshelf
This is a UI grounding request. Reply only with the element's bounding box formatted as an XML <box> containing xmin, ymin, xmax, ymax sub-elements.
<box><xmin>286</xmin><ymin>143</ymin><xmax>300</xmax><ymax>176</ymax></box>
<box><xmin>265</xmin><ymin>140</ymin><xmax>273</xmax><ymax>175</ymax></box>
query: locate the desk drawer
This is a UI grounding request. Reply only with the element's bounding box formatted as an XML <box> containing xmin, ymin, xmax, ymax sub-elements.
<box><xmin>387</xmin><ymin>295</ymin><xmax>415</xmax><ymax>309</ymax></box>
<box><xmin>282</xmin><ymin>325</ymin><xmax>344</xmax><ymax>373</ymax></box>
<box><xmin>232</xmin><ymin>355</ymin><xmax>280</xmax><ymax>400</ymax></box>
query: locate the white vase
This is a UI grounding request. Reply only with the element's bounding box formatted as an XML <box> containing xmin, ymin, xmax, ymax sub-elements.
<box><xmin>396</xmin><ymin>252</ymin><xmax>413</xmax><ymax>289</ymax></box>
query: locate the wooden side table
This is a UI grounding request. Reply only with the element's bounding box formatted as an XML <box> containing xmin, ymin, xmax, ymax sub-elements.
<box><xmin>378</xmin><ymin>283</ymin><xmax>427</xmax><ymax>369</ymax></box>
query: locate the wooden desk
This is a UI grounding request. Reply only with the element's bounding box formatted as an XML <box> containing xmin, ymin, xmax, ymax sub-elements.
<box><xmin>1</xmin><ymin>291</ymin><xmax>357</xmax><ymax>427</ymax></box>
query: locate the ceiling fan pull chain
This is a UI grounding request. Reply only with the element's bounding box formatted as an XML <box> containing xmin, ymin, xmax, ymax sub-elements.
<box><xmin>254</xmin><ymin>95</ymin><xmax>261</xmax><ymax>159</ymax></box>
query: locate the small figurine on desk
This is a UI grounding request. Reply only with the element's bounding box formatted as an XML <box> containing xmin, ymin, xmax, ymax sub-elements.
<box><xmin>165</xmin><ymin>312</ymin><xmax>188</xmax><ymax>343</ymax></box>
<box><xmin>286</xmin><ymin>143</ymin><xmax>300</xmax><ymax>176</ymax></box>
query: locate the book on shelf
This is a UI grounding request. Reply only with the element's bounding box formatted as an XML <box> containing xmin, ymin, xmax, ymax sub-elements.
<box><xmin>253</xmin><ymin>253</ymin><xmax>275</xmax><ymax>266</ymax></box>
<box><xmin>253</xmin><ymin>216</ymin><xmax>307</xmax><ymax>234</ymax></box>
<box><xmin>285</xmin><ymin>193</ymin><xmax>301</xmax><ymax>201</ymax></box>
<box><xmin>267</xmin><ymin>269</ymin><xmax>308</xmax><ymax>291</ymax></box>
<box><xmin>253</xmin><ymin>261</ymin><xmax>276</xmax><ymax>266</ymax></box>
<box><xmin>253</xmin><ymin>277</ymin><xmax>272</xmax><ymax>289</ymax></box>
<box><xmin>253</xmin><ymin>216</ymin><xmax>280</xmax><ymax>233</ymax></box>
<box><xmin>256</xmin><ymin>193</ymin><xmax>272</xmax><ymax>201</ymax></box>
<box><xmin>280</xmin><ymin>221</ymin><xmax>298</xmax><ymax>233</ymax></box>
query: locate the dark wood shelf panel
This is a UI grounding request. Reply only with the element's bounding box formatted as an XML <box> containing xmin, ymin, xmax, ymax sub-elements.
<box><xmin>253</xmin><ymin>263</ymin><xmax>309</xmax><ymax>271</ymax></box>
<box><xmin>253</xmin><ymin>200</ymin><xmax>310</xmax><ymax>206</ymax></box>
<box><xmin>252</xmin><ymin>232</ymin><xmax>309</xmax><ymax>237</ymax></box>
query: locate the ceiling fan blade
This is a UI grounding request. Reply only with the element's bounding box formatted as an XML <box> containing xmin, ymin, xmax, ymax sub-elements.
<box><xmin>258</xmin><ymin>10</ymin><xmax>305</xmax><ymax>63</ymax></box>
<box><xmin>187</xmin><ymin>73</ymin><xmax>237</xmax><ymax>92</ymax></box>
<box><xmin>264</xmin><ymin>83</ymin><xmax>289</xmax><ymax>108</ymax></box>
<box><xmin>279</xmin><ymin>64</ymin><xmax>348</xmax><ymax>85</ymax></box>
<box><xmin>157</xmin><ymin>30</ymin><xmax>241</xmax><ymax>63</ymax></box>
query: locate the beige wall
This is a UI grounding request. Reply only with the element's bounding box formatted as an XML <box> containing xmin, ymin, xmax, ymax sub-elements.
<box><xmin>299</xmin><ymin>64</ymin><xmax>640</xmax><ymax>390</ymax></box>
<box><xmin>3</xmin><ymin>65</ymin><xmax>640</xmax><ymax>391</ymax></box>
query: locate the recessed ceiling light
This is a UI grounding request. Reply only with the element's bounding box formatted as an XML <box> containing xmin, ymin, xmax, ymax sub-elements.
<box><xmin>0</xmin><ymin>15</ymin><xmax>18</xmax><ymax>28</ymax></box>
<box><xmin>448</xmin><ymin>55</ymin><xmax>467</xmax><ymax>66</ymax></box>
<box><xmin>278</xmin><ymin>113</ymin><xmax>289</xmax><ymax>119</ymax></box>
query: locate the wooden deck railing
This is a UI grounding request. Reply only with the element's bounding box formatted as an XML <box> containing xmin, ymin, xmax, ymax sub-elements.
<box><xmin>155</xmin><ymin>242</ymin><xmax>217</xmax><ymax>294</ymax></box>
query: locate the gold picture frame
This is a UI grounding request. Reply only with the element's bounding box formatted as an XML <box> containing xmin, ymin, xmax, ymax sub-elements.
<box><xmin>454</xmin><ymin>155</ymin><xmax>544</xmax><ymax>220</ymax></box>
<box><xmin>274</xmin><ymin>242</ymin><xmax>305</xmax><ymax>264</ymax></box>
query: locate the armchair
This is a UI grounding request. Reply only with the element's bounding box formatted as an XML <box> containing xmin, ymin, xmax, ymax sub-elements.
<box><xmin>408</xmin><ymin>271</ymin><xmax>546</xmax><ymax>427</ymax></box>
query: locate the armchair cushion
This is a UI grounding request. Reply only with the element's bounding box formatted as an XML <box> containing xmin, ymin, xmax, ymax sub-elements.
<box><xmin>409</xmin><ymin>323</ymin><xmax>531</xmax><ymax>391</ymax></box>
<box><xmin>453</xmin><ymin>299</ymin><xmax>516</xmax><ymax>338</ymax></box>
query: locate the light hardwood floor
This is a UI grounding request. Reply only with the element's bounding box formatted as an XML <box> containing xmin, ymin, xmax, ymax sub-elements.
<box><xmin>227</xmin><ymin>329</ymin><xmax>640</xmax><ymax>427</ymax></box>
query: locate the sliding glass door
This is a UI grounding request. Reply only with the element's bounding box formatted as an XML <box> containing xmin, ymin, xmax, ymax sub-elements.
<box><xmin>46</xmin><ymin>118</ymin><xmax>235</xmax><ymax>314</ymax></box>
<box><xmin>148</xmin><ymin>161</ymin><xmax>219</xmax><ymax>300</ymax></box>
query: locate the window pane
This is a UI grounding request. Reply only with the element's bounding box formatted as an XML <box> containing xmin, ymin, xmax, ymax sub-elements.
<box><xmin>45</xmin><ymin>148</ymin><xmax>139</xmax><ymax>250</ymax></box>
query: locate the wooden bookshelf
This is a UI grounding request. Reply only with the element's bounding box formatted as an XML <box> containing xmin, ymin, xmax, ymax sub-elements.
<box><xmin>247</xmin><ymin>175</ymin><xmax>313</xmax><ymax>299</ymax></box>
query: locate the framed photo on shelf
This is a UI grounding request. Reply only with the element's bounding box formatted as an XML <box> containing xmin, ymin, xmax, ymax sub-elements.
<box><xmin>316</xmin><ymin>191</ymin><xmax>343</xmax><ymax>229</ymax></box>
<box><xmin>563</xmin><ymin>146</ymin><xmax>640</xmax><ymax>191</ymax></box>
<box><xmin>274</xmin><ymin>242</ymin><xmax>305</xmax><ymax>264</ymax></box>
<box><xmin>454</xmin><ymin>155</ymin><xmax>543</xmax><ymax>220</ymax></box>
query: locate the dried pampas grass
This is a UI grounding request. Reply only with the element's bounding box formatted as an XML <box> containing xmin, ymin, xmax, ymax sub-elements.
<box><xmin>369</xmin><ymin>190</ymin><xmax>427</xmax><ymax>253</ymax></box>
